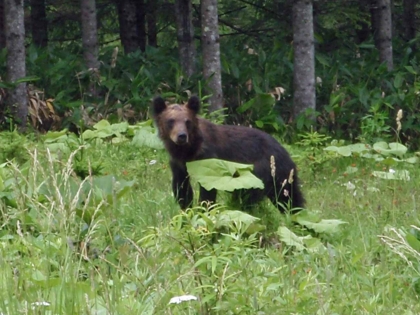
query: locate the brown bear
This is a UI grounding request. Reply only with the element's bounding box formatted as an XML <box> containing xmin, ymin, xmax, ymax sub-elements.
<box><xmin>152</xmin><ymin>95</ymin><xmax>305</xmax><ymax>212</ymax></box>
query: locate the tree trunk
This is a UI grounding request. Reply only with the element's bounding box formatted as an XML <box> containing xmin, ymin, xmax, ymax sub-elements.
<box><xmin>292</xmin><ymin>0</ymin><xmax>315</xmax><ymax>119</ymax></box>
<box><xmin>175</xmin><ymin>0</ymin><xmax>196</xmax><ymax>77</ymax></box>
<box><xmin>5</xmin><ymin>0</ymin><xmax>28</xmax><ymax>130</ymax></box>
<box><xmin>80</xmin><ymin>0</ymin><xmax>99</xmax><ymax>98</ymax></box>
<box><xmin>117</xmin><ymin>0</ymin><xmax>140</xmax><ymax>54</ymax></box>
<box><xmin>30</xmin><ymin>0</ymin><xmax>48</xmax><ymax>47</ymax></box>
<box><xmin>0</xmin><ymin>0</ymin><xmax>6</xmax><ymax>49</ymax></box>
<box><xmin>81</xmin><ymin>0</ymin><xmax>99</xmax><ymax>70</ymax></box>
<box><xmin>403</xmin><ymin>0</ymin><xmax>415</xmax><ymax>42</ymax></box>
<box><xmin>376</xmin><ymin>0</ymin><xmax>393</xmax><ymax>70</ymax></box>
<box><xmin>147</xmin><ymin>0</ymin><xmax>157</xmax><ymax>47</ymax></box>
<box><xmin>136</xmin><ymin>0</ymin><xmax>146</xmax><ymax>51</ymax></box>
<box><xmin>201</xmin><ymin>0</ymin><xmax>223</xmax><ymax>112</ymax></box>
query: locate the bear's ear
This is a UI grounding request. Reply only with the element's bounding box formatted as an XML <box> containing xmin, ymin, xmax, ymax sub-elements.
<box><xmin>152</xmin><ymin>96</ymin><xmax>167</xmax><ymax>116</ymax></box>
<box><xmin>187</xmin><ymin>96</ymin><xmax>200</xmax><ymax>114</ymax></box>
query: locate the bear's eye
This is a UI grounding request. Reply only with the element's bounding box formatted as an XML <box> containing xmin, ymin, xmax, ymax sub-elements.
<box><xmin>185</xmin><ymin>119</ymin><xmax>192</xmax><ymax>129</ymax></box>
<box><xmin>167</xmin><ymin>119</ymin><xmax>175</xmax><ymax>128</ymax></box>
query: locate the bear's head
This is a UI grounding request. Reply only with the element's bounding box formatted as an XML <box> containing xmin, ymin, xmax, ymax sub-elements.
<box><xmin>152</xmin><ymin>96</ymin><xmax>201</xmax><ymax>146</ymax></box>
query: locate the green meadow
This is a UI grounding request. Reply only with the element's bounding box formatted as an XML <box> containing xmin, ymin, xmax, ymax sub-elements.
<box><xmin>0</xmin><ymin>126</ymin><xmax>419</xmax><ymax>315</ymax></box>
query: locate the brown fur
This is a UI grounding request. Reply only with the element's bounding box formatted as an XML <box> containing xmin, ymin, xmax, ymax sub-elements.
<box><xmin>152</xmin><ymin>96</ymin><xmax>305</xmax><ymax>212</ymax></box>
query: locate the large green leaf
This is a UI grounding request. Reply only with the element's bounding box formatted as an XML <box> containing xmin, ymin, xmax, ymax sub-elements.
<box><xmin>324</xmin><ymin>143</ymin><xmax>370</xmax><ymax>157</ymax></box>
<box><xmin>131</xmin><ymin>128</ymin><xmax>164</xmax><ymax>149</ymax></box>
<box><xmin>92</xmin><ymin>119</ymin><xmax>111</xmax><ymax>130</ymax></box>
<box><xmin>82</xmin><ymin>175</ymin><xmax>136</xmax><ymax>203</ymax></box>
<box><xmin>406</xmin><ymin>233</ymin><xmax>420</xmax><ymax>253</ymax></box>
<box><xmin>324</xmin><ymin>145</ymin><xmax>352</xmax><ymax>157</ymax></box>
<box><xmin>42</xmin><ymin>129</ymin><xmax>69</xmax><ymax>142</ymax></box>
<box><xmin>296</xmin><ymin>218</ymin><xmax>347</xmax><ymax>235</ymax></box>
<box><xmin>373</xmin><ymin>142</ymin><xmax>407</xmax><ymax>157</ymax></box>
<box><xmin>292</xmin><ymin>210</ymin><xmax>347</xmax><ymax>235</ymax></box>
<box><xmin>82</xmin><ymin>120</ymin><xmax>129</xmax><ymax>140</ymax></box>
<box><xmin>215</xmin><ymin>210</ymin><xmax>265</xmax><ymax>234</ymax></box>
<box><xmin>372</xmin><ymin>170</ymin><xmax>410</xmax><ymax>180</ymax></box>
<box><xmin>186</xmin><ymin>159</ymin><xmax>264</xmax><ymax>192</ymax></box>
<box><xmin>215</xmin><ymin>210</ymin><xmax>260</xmax><ymax>228</ymax></box>
<box><xmin>277</xmin><ymin>226</ymin><xmax>306</xmax><ymax>251</ymax></box>
<box><xmin>277</xmin><ymin>226</ymin><xmax>325</xmax><ymax>252</ymax></box>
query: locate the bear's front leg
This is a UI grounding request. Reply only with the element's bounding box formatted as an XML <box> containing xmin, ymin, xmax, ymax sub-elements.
<box><xmin>199</xmin><ymin>186</ymin><xmax>217</xmax><ymax>206</ymax></box>
<box><xmin>170</xmin><ymin>160</ymin><xmax>193</xmax><ymax>209</ymax></box>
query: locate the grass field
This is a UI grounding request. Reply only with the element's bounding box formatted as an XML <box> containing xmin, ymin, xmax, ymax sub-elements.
<box><xmin>0</xmin><ymin>130</ymin><xmax>419</xmax><ymax>314</ymax></box>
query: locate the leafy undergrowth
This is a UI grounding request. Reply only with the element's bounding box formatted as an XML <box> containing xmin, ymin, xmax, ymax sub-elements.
<box><xmin>0</xmin><ymin>131</ymin><xmax>420</xmax><ymax>314</ymax></box>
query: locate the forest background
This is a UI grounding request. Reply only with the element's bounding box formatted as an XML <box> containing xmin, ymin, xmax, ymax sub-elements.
<box><xmin>0</xmin><ymin>0</ymin><xmax>419</xmax><ymax>147</ymax></box>
<box><xmin>1</xmin><ymin>1</ymin><xmax>420</xmax><ymax>314</ymax></box>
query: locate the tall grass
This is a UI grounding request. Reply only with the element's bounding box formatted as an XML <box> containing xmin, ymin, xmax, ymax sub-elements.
<box><xmin>0</xmin><ymin>140</ymin><xmax>419</xmax><ymax>314</ymax></box>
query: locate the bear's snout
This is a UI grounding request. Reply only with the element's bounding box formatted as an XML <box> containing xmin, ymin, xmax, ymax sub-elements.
<box><xmin>175</xmin><ymin>132</ymin><xmax>188</xmax><ymax>145</ymax></box>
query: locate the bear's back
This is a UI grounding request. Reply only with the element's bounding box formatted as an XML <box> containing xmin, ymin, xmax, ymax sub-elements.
<box><xmin>197</xmin><ymin>118</ymin><xmax>294</xmax><ymax>167</ymax></box>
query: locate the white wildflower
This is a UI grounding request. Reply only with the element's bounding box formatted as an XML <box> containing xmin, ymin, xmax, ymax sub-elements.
<box><xmin>316</xmin><ymin>76</ymin><xmax>322</xmax><ymax>86</ymax></box>
<box><xmin>31</xmin><ymin>302</ymin><xmax>50</xmax><ymax>310</ymax></box>
<box><xmin>343</xmin><ymin>181</ymin><xmax>356</xmax><ymax>191</ymax></box>
<box><xmin>169</xmin><ymin>295</ymin><xmax>198</xmax><ymax>304</ymax></box>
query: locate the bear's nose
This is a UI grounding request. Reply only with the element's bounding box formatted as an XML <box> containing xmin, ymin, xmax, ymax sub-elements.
<box><xmin>177</xmin><ymin>133</ymin><xmax>188</xmax><ymax>144</ymax></box>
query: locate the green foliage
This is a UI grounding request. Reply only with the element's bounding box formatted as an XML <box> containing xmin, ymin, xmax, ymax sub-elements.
<box><xmin>131</xmin><ymin>125</ymin><xmax>164</xmax><ymax>150</ymax></box>
<box><xmin>277</xmin><ymin>226</ymin><xmax>324</xmax><ymax>252</ymax></box>
<box><xmin>296</xmin><ymin>129</ymin><xmax>332</xmax><ymax>176</ymax></box>
<box><xmin>277</xmin><ymin>210</ymin><xmax>347</xmax><ymax>252</ymax></box>
<box><xmin>372</xmin><ymin>169</ymin><xmax>411</xmax><ymax>181</ymax></box>
<box><xmin>292</xmin><ymin>209</ymin><xmax>348</xmax><ymax>235</ymax></box>
<box><xmin>0</xmin><ymin>131</ymin><xmax>30</xmax><ymax>164</ymax></box>
<box><xmin>324</xmin><ymin>140</ymin><xmax>418</xmax><ymax>166</ymax></box>
<box><xmin>379</xmin><ymin>225</ymin><xmax>420</xmax><ymax>285</ymax></box>
<box><xmin>186</xmin><ymin>159</ymin><xmax>264</xmax><ymax>192</ymax></box>
<box><xmin>2</xmin><ymin>1</ymin><xmax>420</xmax><ymax>148</ymax></box>
<box><xmin>315</xmin><ymin>44</ymin><xmax>420</xmax><ymax>148</ymax></box>
<box><xmin>82</xmin><ymin>120</ymin><xmax>129</xmax><ymax>140</ymax></box>
<box><xmin>0</xmin><ymin>148</ymin><xmax>134</xmax><ymax>225</ymax></box>
<box><xmin>373</xmin><ymin>141</ymin><xmax>407</xmax><ymax>157</ymax></box>
<box><xmin>236</xmin><ymin>93</ymin><xmax>282</xmax><ymax>130</ymax></box>
<box><xmin>0</xmin><ymin>131</ymin><xmax>420</xmax><ymax>313</ymax></box>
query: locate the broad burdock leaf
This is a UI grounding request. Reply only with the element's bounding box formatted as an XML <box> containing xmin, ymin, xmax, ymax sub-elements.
<box><xmin>82</xmin><ymin>120</ymin><xmax>129</xmax><ymax>140</ymax></box>
<box><xmin>215</xmin><ymin>210</ymin><xmax>265</xmax><ymax>234</ymax></box>
<box><xmin>379</xmin><ymin>156</ymin><xmax>418</xmax><ymax>165</ymax></box>
<box><xmin>131</xmin><ymin>128</ymin><xmax>164</xmax><ymax>149</ymax></box>
<box><xmin>82</xmin><ymin>175</ymin><xmax>135</xmax><ymax>201</ymax></box>
<box><xmin>324</xmin><ymin>143</ymin><xmax>370</xmax><ymax>156</ymax></box>
<box><xmin>277</xmin><ymin>226</ymin><xmax>306</xmax><ymax>251</ymax></box>
<box><xmin>297</xmin><ymin>218</ymin><xmax>348</xmax><ymax>235</ymax></box>
<box><xmin>292</xmin><ymin>210</ymin><xmax>348</xmax><ymax>235</ymax></box>
<box><xmin>215</xmin><ymin>210</ymin><xmax>260</xmax><ymax>228</ymax></box>
<box><xmin>345</xmin><ymin>166</ymin><xmax>358</xmax><ymax>174</ymax></box>
<box><xmin>405</xmin><ymin>157</ymin><xmax>419</xmax><ymax>164</ymax></box>
<box><xmin>42</xmin><ymin>129</ymin><xmax>68</xmax><ymax>142</ymax></box>
<box><xmin>372</xmin><ymin>170</ymin><xmax>410</xmax><ymax>181</ymax></box>
<box><xmin>186</xmin><ymin>159</ymin><xmax>264</xmax><ymax>192</ymax></box>
<box><xmin>93</xmin><ymin>119</ymin><xmax>111</xmax><ymax>130</ymax></box>
<box><xmin>277</xmin><ymin>226</ymin><xmax>325</xmax><ymax>252</ymax></box>
<box><xmin>324</xmin><ymin>145</ymin><xmax>352</xmax><ymax>156</ymax></box>
<box><xmin>347</xmin><ymin>143</ymin><xmax>371</xmax><ymax>153</ymax></box>
<box><xmin>373</xmin><ymin>141</ymin><xmax>407</xmax><ymax>157</ymax></box>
